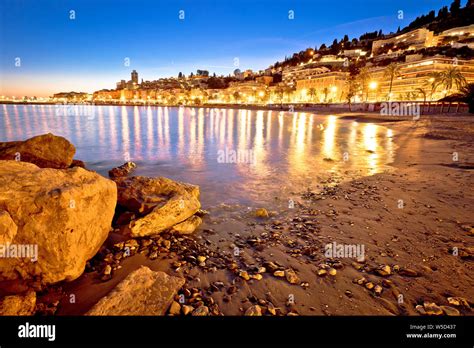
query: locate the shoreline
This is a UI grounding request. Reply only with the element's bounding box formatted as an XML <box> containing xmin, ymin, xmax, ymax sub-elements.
<box><xmin>56</xmin><ymin>113</ymin><xmax>474</xmax><ymax>316</ymax></box>
<box><xmin>1</xmin><ymin>100</ymin><xmax>470</xmax><ymax>117</ymax></box>
<box><xmin>1</xmin><ymin>110</ymin><xmax>473</xmax><ymax>316</ymax></box>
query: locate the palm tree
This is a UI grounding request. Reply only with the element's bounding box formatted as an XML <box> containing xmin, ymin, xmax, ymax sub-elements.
<box><xmin>356</xmin><ymin>67</ymin><xmax>371</xmax><ymax>103</ymax></box>
<box><xmin>322</xmin><ymin>87</ymin><xmax>329</xmax><ymax>103</ymax></box>
<box><xmin>415</xmin><ymin>87</ymin><xmax>427</xmax><ymax>114</ymax></box>
<box><xmin>344</xmin><ymin>77</ymin><xmax>359</xmax><ymax>111</ymax></box>
<box><xmin>383</xmin><ymin>63</ymin><xmax>401</xmax><ymax>101</ymax></box>
<box><xmin>415</xmin><ymin>87</ymin><xmax>427</xmax><ymax>104</ymax></box>
<box><xmin>284</xmin><ymin>87</ymin><xmax>295</xmax><ymax>103</ymax></box>
<box><xmin>275</xmin><ymin>86</ymin><xmax>285</xmax><ymax>105</ymax></box>
<box><xmin>308</xmin><ymin>88</ymin><xmax>316</xmax><ymax>102</ymax></box>
<box><xmin>436</xmin><ymin>67</ymin><xmax>467</xmax><ymax>97</ymax></box>
<box><xmin>233</xmin><ymin>91</ymin><xmax>241</xmax><ymax>103</ymax></box>
<box><xmin>425</xmin><ymin>72</ymin><xmax>441</xmax><ymax>101</ymax></box>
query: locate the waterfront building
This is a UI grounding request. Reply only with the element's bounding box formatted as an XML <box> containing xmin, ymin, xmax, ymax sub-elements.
<box><xmin>282</xmin><ymin>65</ymin><xmax>331</xmax><ymax>86</ymax></box>
<box><xmin>368</xmin><ymin>56</ymin><xmax>474</xmax><ymax>101</ymax></box>
<box><xmin>295</xmin><ymin>71</ymin><xmax>349</xmax><ymax>103</ymax></box>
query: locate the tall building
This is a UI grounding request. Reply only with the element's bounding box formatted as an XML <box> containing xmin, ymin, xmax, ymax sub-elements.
<box><xmin>131</xmin><ymin>70</ymin><xmax>138</xmax><ymax>84</ymax></box>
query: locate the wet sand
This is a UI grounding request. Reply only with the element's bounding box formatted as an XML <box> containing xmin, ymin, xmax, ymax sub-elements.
<box><xmin>53</xmin><ymin>113</ymin><xmax>474</xmax><ymax>316</ymax></box>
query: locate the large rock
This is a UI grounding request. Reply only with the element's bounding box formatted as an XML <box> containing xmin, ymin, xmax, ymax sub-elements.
<box><xmin>86</xmin><ymin>266</ymin><xmax>185</xmax><ymax>316</ymax></box>
<box><xmin>0</xmin><ymin>211</ymin><xmax>17</xmax><ymax>245</ymax></box>
<box><xmin>0</xmin><ymin>290</ymin><xmax>36</xmax><ymax>316</ymax></box>
<box><xmin>115</xmin><ymin>176</ymin><xmax>201</xmax><ymax>237</ymax></box>
<box><xmin>0</xmin><ymin>160</ymin><xmax>117</xmax><ymax>285</ymax></box>
<box><xmin>171</xmin><ymin>215</ymin><xmax>202</xmax><ymax>234</ymax></box>
<box><xmin>0</xmin><ymin>133</ymin><xmax>75</xmax><ymax>169</ymax></box>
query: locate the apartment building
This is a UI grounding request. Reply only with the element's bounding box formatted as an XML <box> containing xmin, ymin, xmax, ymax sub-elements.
<box><xmin>296</xmin><ymin>71</ymin><xmax>349</xmax><ymax>102</ymax></box>
<box><xmin>372</xmin><ymin>28</ymin><xmax>437</xmax><ymax>55</ymax></box>
<box><xmin>368</xmin><ymin>56</ymin><xmax>474</xmax><ymax>101</ymax></box>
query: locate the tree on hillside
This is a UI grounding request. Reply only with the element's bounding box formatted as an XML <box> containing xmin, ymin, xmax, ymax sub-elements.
<box><xmin>450</xmin><ymin>0</ymin><xmax>461</xmax><ymax>13</ymax></box>
<box><xmin>438</xmin><ymin>6</ymin><xmax>449</xmax><ymax>18</ymax></box>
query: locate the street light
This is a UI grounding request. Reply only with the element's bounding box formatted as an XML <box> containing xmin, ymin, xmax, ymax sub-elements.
<box><xmin>369</xmin><ymin>81</ymin><xmax>378</xmax><ymax>102</ymax></box>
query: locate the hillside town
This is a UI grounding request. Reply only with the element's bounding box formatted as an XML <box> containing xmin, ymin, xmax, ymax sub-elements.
<box><xmin>26</xmin><ymin>2</ymin><xmax>473</xmax><ymax>108</ymax></box>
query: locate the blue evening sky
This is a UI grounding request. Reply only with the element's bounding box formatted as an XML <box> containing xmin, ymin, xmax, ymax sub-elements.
<box><xmin>0</xmin><ymin>0</ymin><xmax>454</xmax><ymax>96</ymax></box>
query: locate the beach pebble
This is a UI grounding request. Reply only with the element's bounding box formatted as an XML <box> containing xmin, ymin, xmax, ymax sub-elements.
<box><xmin>255</xmin><ymin>208</ymin><xmax>269</xmax><ymax>218</ymax></box>
<box><xmin>103</xmin><ymin>265</ymin><xmax>112</xmax><ymax>276</ymax></box>
<box><xmin>264</xmin><ymin>261</ymin><xmax>279</xmax><ymax>273</ymax></box>
<box><xmin>423</xmin><ymin>302</ymin><xmax>443</xmax><ymax>316</ymax></box>
<box><xmin>285</xmin><ymin>269</ymin><xmax>300</xmax><ymax>284</ymax></box>
<box><xmin>376</xmin><ymin>265</ymin><xmax>391</xmax><ymax>277</ymax></box>
<box><xmin>317</xmin><ymin>269</ymin><xmax>327</xmax><ymax>276</ymax></box>
<box><xmin>168</xmin><ymin>301</ymin><xmax>181</xmax><ymax>315</ymax></box>
<box><xmin>191</xmin><ymin>306</ymin><xmax>209</xmax><ymax>316</ymax></box>
<box><xmin>447</xmin><ymin>297</ymin><xmax>470</xmax><ymax>308</ymax></box>
<box><xmin>238</xmin><ymin>270</ymin><xmax>250</xmax><ymax>281</ymax></box>
<box><xmin>440</xmin><ymin>306</ymin><xmax>460</xmax><ymax>316</ymax></box>
<box><xmin>399</xmin><ymin>268</ymin><xmax>419</xmax><ymax>277</ymax></box>
<box><xmin>182</xmin><ymin>305</ymin><xmax>194</xmax><ymax>315</ymax></box>
<box><xmin>245</xmin><ymin>305</ymin><xmax>262</xmax><ymax>316</ymax></box>
<box><xmin>273</xmin><ymin>270</ymin><xmax>285</xmax><ymax>277</ymax></box>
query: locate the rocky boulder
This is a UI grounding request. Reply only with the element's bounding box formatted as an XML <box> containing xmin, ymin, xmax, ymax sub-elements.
<box><xmin>0</xmin><ymin>133</ymin><xmax>75</xmax><ymax>169</ymax></box>
<box><xmin>171</xmin><ymin>215</ymin><xmax>202</xmax><ymax>234</ymax></box>
<box><xmin>0</xmin><ymin>290</ymin><xmax>36</xmax><ymax>316</ymax></box>
<box><xmin>115</xmin><ymin>176</ymin><xmax>201</xmax><ymax>237</ymax></box>
<box><xmin>0</xmin><ymin>160</ymin><xmax>117</xmax><ymax>285</ymax></box>
<box><xmin>86</xmin><ymin>266</ymin><xmax>185</xmax><ymax>315</ymax></box>
<box><xmin>109</xmin><ymin>162</ymin><xmax>136</xmax><ymax>178</ymax></box>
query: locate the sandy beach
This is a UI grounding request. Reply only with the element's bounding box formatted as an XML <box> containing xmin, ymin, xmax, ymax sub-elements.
<box><xmin>24</xmin><ymin>112</ymin><xmax>467</xmax><ymax>317</ymax></box>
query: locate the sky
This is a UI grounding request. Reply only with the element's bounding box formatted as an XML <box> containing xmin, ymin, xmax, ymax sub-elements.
<box><xmin>0</xmin><ymin>0</ymin><xmax>456</xmax><ymax>97</ymax></box>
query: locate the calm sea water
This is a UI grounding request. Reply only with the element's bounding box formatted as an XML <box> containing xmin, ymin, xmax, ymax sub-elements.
<box><xmin>0</xmin><ymin>104</ymin><xmax>395</xmax><ymax>208</ymax></box>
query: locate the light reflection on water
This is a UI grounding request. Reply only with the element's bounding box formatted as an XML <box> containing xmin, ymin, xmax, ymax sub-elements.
<box><xmin>0</xmin><ymin>104</ymin><xmax>395</xmax><ymax>208</ymax></box>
